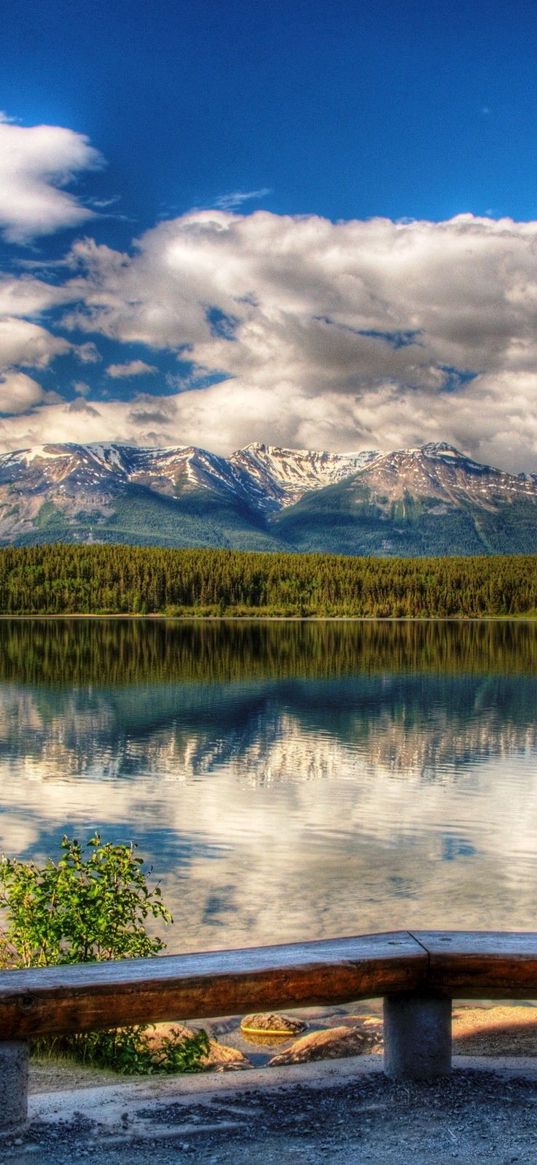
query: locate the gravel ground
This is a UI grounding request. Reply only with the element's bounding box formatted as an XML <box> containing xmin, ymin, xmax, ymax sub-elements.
<box><xmin>5</xmin><ymin>1006</ymin><xmax>537</xmax><ymax>1164</ymax></box>
<box><xmin>3</xmin><ymin>1056</ymin><xmax>537</xmax><ymax>1165</ymax></box>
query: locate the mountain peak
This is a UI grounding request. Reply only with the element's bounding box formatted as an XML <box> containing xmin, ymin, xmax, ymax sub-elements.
<box><xmin>0</xmin><ymin>437</ymin><xmax>536</xmax><ymax>556</ymax></box>
<box><xmin>421</xmin><ymin>442</ymin><xmax>467</xmax><ymax>458</ymax></box>
<box><xmin>230</xmin><ymin>442</ymin><xmax>380</xmax><ymax>510</ymax></box>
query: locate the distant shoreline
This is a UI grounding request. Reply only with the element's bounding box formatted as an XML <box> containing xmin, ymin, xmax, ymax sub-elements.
<box><xmin>0</xmin><ymin>613</ymin><xmax>536</xmax><ymax>622</ymax></box>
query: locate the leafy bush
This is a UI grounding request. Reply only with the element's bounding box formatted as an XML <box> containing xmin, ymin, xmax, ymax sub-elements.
<box><xmin>0</xmin><ymin>835</ymin><xmax>209</xmax><ymax>1074</ymax></box>
<box><xmin>52</xmin><ymin>1025</ymin><xmax>210</xmax><ymax>1076</ymax></box>
<box><xmin>0</xmin><ymin>834</ymin><xmax>171</xmax><ymax>968</ymax></box>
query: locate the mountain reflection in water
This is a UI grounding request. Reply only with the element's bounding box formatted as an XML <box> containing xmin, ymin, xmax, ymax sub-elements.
<box><xmin>0</xmin><ymin>618</ymin><xmax>536</xmax><ymax>949</ymax></box>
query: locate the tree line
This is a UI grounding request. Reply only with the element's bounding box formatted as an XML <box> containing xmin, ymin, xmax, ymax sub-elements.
<box><xmin>0</xmin><ymin>543</ymin><xmax>536</xmax><ymax>618</ymax></box>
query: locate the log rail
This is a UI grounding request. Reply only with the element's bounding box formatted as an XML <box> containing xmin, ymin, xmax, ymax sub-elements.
<box><xmin>1</xmin><ymin>929</ymin><xmax>537</xmax><ymax>1127</ymax></box>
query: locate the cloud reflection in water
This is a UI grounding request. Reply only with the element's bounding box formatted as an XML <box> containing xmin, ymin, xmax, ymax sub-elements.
<box><xmin>0</xmin><ymin>618</ymin><xmax>536</xmax><ymax>949</ymax></box>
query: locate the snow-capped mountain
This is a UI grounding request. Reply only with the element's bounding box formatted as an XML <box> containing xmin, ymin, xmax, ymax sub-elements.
<box><xmin>350</xmin><ymin>441</ymin><xmax>537</xmax><ymax>504</ymax></box>
<box><xmin>273</xmin><ymin>441</ymin><xmax>537</xmax><ymax>556</ymax></box>
<box><xmin>0</xmin><ymin>440</ymin><xmax>375</xmax><ymax>509</ymax></box>
<box><xmin>1</xmin><ymin>439</ymin><xmax>537</xmax><ymax>555</ymax></box>
<box><xmin>229</xmin><ymin>443</ymin><xmax>379</xmax><ymax>511</ymax></box>
<box><xmin>2</xmin><ymin>442</ymin><xmax>243</xmax><ymax>498</ymax></box>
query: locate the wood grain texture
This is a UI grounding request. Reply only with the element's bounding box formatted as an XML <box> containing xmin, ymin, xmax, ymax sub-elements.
<box><xmin>3</xmin><ymin>929</ymin><xmax>537</xmax><ymax>1041</ymax></box>
<box><xmin>0</xmin><ymin>931</ymin><xmax>426</xmax><ymax>1039</ymax></box>
<box><xmin>413</xmin><ymin>931</ymin><xmax>537</xmax><ymax>998</ymax></box>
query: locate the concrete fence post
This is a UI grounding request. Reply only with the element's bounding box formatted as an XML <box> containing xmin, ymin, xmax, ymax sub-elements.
<box><xmin>383</xmin><ymin>993</ymin><xmax>452</xmax><ymax>1079</ymax></box>
<box><xmin>0</xmin><ymin>1041</ymin><xmax>29</xmax><ymax>1127</ymax></box>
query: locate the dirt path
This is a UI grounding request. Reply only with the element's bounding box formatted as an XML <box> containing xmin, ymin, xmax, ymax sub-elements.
<box><xmin>7</xmin><ymin>1007</ymin><xmax>537</xmax><ymax>1164</ymax></box>
<box><xmin>4</xmin><ymin>1056</ymin><xmax>537</xmax><ymax>1164</ymax></box>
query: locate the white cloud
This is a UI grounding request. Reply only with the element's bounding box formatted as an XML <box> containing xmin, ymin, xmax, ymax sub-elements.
<box><xmin>4</xmin><ymin>209</ymin><xmax>537</xmax><ymax>467</ymax></box>
<box><xmin>0</xmin><ymin>275</ymin><xmax>73</xmax><ymax>317</ymax></box>
<box><xmin>64</xmin><ymin>396</ymin><xmax>100</xmax><ymax>415</ymax></box>
<box><xmin>0</xmin><ymin>317</ymin><xmax>70</xmax><ymax>368</ymax></box>
<box><xmin>107</xmin><ymin>359</ymin><xmax>158</xmax><ymax>378</ymax></box>
<box><xmin>61</xmin><ymin>209</ymin><xmax>537</xmax><ymax>376</ymax></box>
<box><xmin>76</xmin><ymin>342</ymin><xmax>101</xmax><ymax>364</ymax></box>
<box><xmin>0</xmin><ymin>371</ymin><xmax>45</xmax><ymax>414</ymax></box>
<box><xmin>0</xmin><ymin>115</ymin><xmax>104</xmax><ymax>243</ymax></box>
<box><xmin>213</xmin><ymin>188</ymin><xmax>271</xmax><ymax>211</ymax></box>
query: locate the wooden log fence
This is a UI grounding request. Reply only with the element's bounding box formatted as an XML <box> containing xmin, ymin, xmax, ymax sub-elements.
<box><xmin>1</xmin><ymin>929</ymin><xmax>537</xmax><ymax>1128</ymax></box>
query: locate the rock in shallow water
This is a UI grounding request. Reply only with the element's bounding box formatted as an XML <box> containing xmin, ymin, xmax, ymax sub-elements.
<box><xmin>202</xmin><ymin>1041</ymin><xmax>252</xmax><ymax>1071</ymax></box>
<box><xmin>240</xmin><ymin>1013</ymin><xmax>307</xmax><ymax>1036</ymax></box>
<box><xmin>267</xmin><ymin>1025</ymin><xmax>381</xmax><ymax>1066</ymax></box>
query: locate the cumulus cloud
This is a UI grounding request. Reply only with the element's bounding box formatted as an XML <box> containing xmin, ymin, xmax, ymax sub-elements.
<box><xmin>107</xmin><ymin>359</ymin><xmax>158</xmax><ymax>378</ymax></box>
<box><xmin>4</xmin><ymin>208</ymin><xmax>537</xmax><ymax>467</ymax></box>
<box><xmin>0</xmin><ymin>317</ymin><xmax>70</xmax><ymax>368</ymax></box>
<box><xmin>0</xmin><ymin>396</ymin><xmax>176</xmax><ymax>450</ymax></box>
<box><xmin>0</xmin><ymin>275</ymin><xmax>73</xmax><ymax>317</ymax></box>
<box><xmin>76</xmin><ymin>342</ymin><xmax>101</xmax><ymax>364</ymax></box>
<box><xmin>120</xmin><ymin>210</ymin><xmax>537</xmax><ymax>388</ymax></box>
<box><xmin>0</xmin><ymin>115</ymin><xmax>104</xmax><ymax>243</ymax></box>
<box><xmin>65</xmin><ymin>397</ymin><xmax>100</xmax><ymax>415</ymax></box>
<box><xmin>0</xmin><ymin>371</ymin><xmax>45</xmax><ymax>414</ymax></box>
<box><xmin>128</xmin><ymin>393</ymin><xmax>177</xmax><ymax>427</ymax></box>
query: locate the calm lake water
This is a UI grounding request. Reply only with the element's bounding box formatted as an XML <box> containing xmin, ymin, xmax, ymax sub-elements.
<box><xmin>1</xmin><ymin>618</ymin><xmax>537</xmax><ymax>952</ymax></box>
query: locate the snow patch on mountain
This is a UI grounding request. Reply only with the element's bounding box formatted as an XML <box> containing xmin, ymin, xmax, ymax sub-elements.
<box><xmin>1</xmin><ymin>438</ymin><xmax>537</xmax><ymax>553</ymax></box>
<box><xmin>230</xmin><ymin>442</ymin><xmax>380</xmax><ymax>510</ymax></box>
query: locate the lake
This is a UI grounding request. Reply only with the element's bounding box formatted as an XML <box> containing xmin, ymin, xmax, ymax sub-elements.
<box><xmin>0</xmin><ymin>618</ymin><xmax>536</xmax><ymax>953</ymax></box>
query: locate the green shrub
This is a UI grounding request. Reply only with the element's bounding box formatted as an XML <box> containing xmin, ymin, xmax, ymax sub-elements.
<box><xmin>0</xmin><ymin>834</ymin><xmax>171</xmax><ymax>968</ymax></box>
<box><xmin>0</xmin><ymin>835</ymin><xmax>209</xmax><ymax>1074</ymax></box>
<box><xmin>45</xmin><ymin>1025</ymin><xmax>211</xmax><ymax>1076</ymax></box>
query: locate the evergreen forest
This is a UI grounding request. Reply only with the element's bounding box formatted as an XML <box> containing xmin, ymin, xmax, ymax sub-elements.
<box><xmin>0</xmin><ymin>543</ymin><xmax>536</xmax><ymax>619</ymax></box>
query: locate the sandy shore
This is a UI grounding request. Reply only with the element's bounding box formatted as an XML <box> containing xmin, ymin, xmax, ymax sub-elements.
<box><xmin>452</xmin><ymin>1004</ymin><xmax>537</xmax><ymax>1056</ymax></box>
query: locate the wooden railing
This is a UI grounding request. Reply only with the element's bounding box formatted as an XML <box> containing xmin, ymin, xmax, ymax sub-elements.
<box><xmin>1</xmin><ymin>929</ymin><xmax>537</xmax><ymax>1128</ymax></box>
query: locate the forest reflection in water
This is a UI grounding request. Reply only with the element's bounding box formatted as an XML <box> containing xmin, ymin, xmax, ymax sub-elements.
<box><xmin>1</xmin><ymin>616</ymin><xmax>537</xmax><ymax>684</ymax></box>
<box><xmin>0</xmin><ymin>617</ymin><xmax>536</xmax><ymax>949</ymax></box>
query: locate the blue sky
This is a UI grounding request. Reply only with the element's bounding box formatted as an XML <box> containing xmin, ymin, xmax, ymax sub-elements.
<box><xmin>5</xmin><ymin>0</ymin><xmax>537</xmax><ymax>226</ymax></box>
<box><xmin>1</xmin><ymin>0</ymin><xmax>537</xmax><ymax>468</ymax></box>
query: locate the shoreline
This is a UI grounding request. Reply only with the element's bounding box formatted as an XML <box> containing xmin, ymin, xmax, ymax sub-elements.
<box><xmin>0</xmin><ymin>613</ymin><xmax>536</xmax><ymax>622</ymax></box>
<box><xmin>27</xmin><ymin>1003</ymin><xmax>537</xmax><ymax>1095</ymax></box>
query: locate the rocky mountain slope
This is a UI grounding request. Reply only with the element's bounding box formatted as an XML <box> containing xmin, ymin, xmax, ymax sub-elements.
<box><xmin>273</xmin><ymin>442</ymin><xmax>537</xmax><ymax>556</ymax></box>
<box><xmin>229</xmin><ymin>443</ymin><xmax>378</xmax><ymax>511</ymax></box>
<box><xmin>0</xmin><ymin>439</ymin><xmax>536</xmax><ymax>555</ymax></box>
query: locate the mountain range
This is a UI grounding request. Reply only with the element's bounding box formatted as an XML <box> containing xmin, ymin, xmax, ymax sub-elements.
<box><xmin>1</xmin><ymin>439</ymin><xmax>537</xmax><ymax>556</ymax></box>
